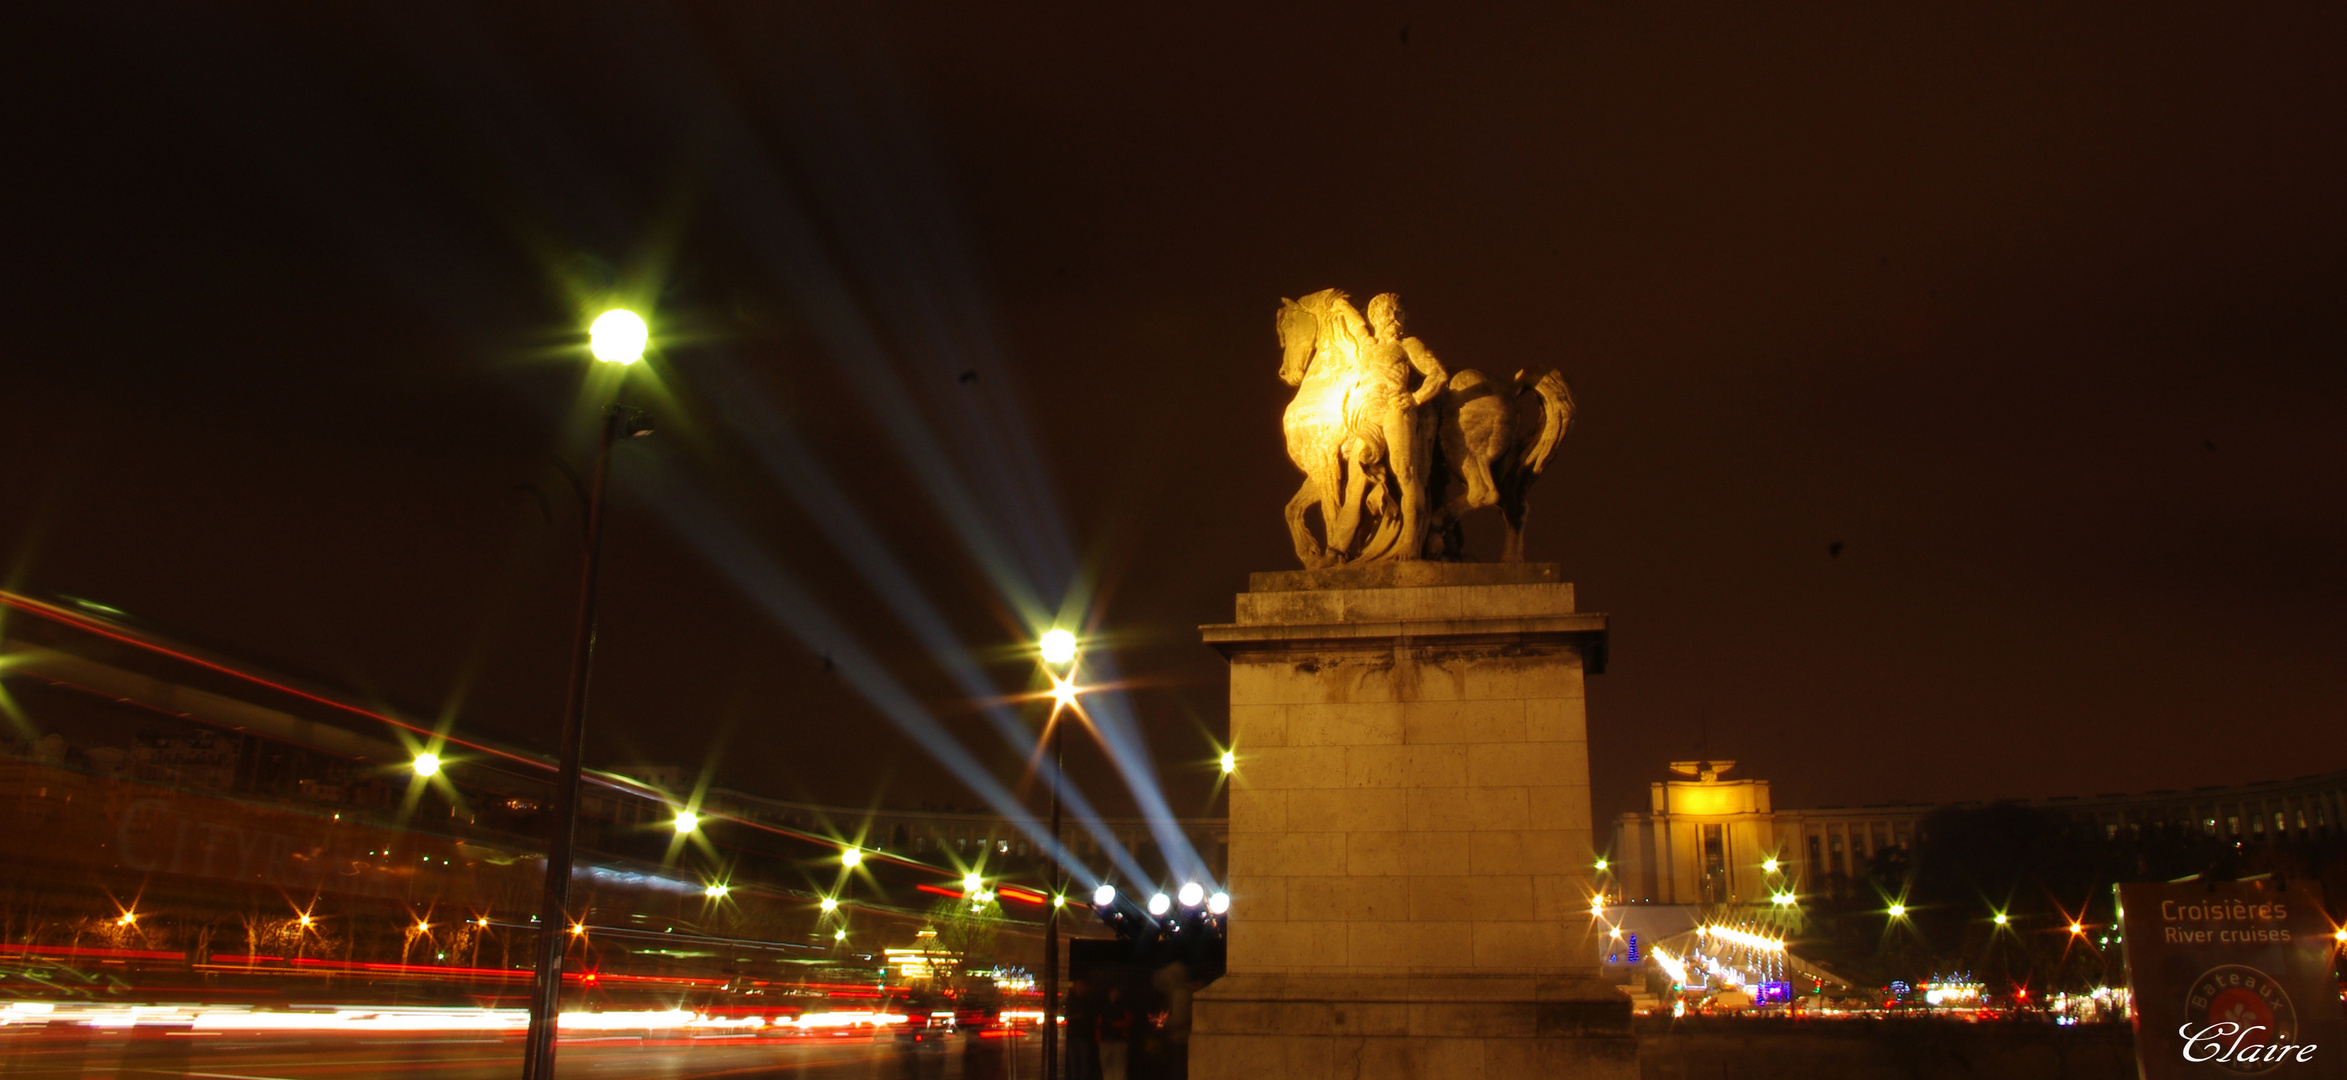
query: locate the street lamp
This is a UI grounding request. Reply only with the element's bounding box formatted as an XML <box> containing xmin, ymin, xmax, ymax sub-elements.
<box><xmin>524</xmin><ymin>308</ymin><xmax>654</xmax><ymax>1080</ymax></box>
<box><xmin>841</xmin><ymin>847</ymin><xmax>863</xmax><ymax>868</ymax></box>
<box><xmin>412</xmin><ymin>752</ymin><xmax>441</xmax><ymax>778</ymax></box>
<box><xmin>1039</xmin><ymin>628</ymin><xmax>1077</xmax><ymax>666</ymax></box>
<box><xmin>672</xmin><ymin>810</ymin><xmax>699</xmax><ymax>835</ymax></box>
<box><xmin>589</xmin><ymin>309</ymin><xmax>647</xmax><ymax>365</ymax></box>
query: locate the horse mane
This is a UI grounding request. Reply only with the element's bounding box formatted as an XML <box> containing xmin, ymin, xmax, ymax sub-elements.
<box><xmin>1297</xmin><ymin>289</ymin><xmax>1368</xmax><ymax>370</ymax></box>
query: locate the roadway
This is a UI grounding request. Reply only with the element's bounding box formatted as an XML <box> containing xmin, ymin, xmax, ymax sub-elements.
<box><xmin>0</xmin><ymin>1030</ymin><xmax>1039</xmax><ymax>1079</ymax></box>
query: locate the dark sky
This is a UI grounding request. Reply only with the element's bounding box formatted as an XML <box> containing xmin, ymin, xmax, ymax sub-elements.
<box><xmin>6</xmin><ymin>2</ymin><xmax>2342</xmax><ymax>828</ymax></box>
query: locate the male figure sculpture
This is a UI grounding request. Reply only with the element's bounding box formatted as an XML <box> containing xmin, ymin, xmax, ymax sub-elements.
<box><xmin>1358</xmin><ymin>293</ymin><xmax>1448</xmax><ymax>562</ymax></box>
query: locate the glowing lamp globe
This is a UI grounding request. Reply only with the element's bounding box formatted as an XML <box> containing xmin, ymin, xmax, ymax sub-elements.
<box><xmin>411</xmin><ymin>752</ymin><xmax>441</xmax><ymax>778</ymax></box>
<box><xmin>590</xmin><ymin>309</ymin><xmax>647</xmax><ymax>365</ymax></box>
<box><xmin>1147</xmin><ymin>893</ymin><xmax>1171</xmax><ymax>916</ymax></box>
<box><xmin>1093</xmin><ymin>884</ymin><xmax>1118</xmax><ymax>907</ymax></box>
<box><xmin>841</xmin><ymin>847</ymin><xmax>863</xmax><ymax>868</ymax></box>
<box><xmin>1039</xmin><ymin>628</ymin><xmax>1078</xmax><ymax>665</ymax></box>
<box><xmin>672</xmin><ymin>810</ymin><xmax>699</xmax><ymax>834</ymax></box>
<box><xmin>1178</xmin><ymin>882</ymin><xmax>1205</xmax><ymax>907</ymax></box>
<box><xmin>963</xmin><ymin>872</ymin><xmax>983</xmax><ymax>893</ymax></box>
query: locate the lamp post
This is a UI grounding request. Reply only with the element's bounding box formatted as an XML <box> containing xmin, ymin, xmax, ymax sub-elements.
<box><xmin>522</xmin><ymin>309</ymin><xmax>650</xmax><ymax>1080</ymax></box>
<box><xmin>1037</xmin><ymin>627</ymin><xmax>1077</xmax><ymax>1080</ymax></box>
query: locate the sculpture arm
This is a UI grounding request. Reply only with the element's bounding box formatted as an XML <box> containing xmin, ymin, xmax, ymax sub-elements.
<box><xmin>1402</xmin><ymin>337</ymin><xmax>1449</xmax><ymax>407</ymax></box>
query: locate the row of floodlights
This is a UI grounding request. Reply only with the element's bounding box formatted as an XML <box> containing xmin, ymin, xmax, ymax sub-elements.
<box><xmin>1093</xmin><ymin>882</ymin><xmax>1230</xmax><ymax>917</ymax></box>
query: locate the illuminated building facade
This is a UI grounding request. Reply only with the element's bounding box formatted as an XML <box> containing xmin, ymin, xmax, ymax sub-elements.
<box><xmin>1611</xmin><ymin>760</ymin><xmax>2347</xmax><ymax>905</ymax></box>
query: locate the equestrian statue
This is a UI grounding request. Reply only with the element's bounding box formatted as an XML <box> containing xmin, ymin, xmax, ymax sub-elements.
<box><xmin>1274</xmin><ymin>289</ymin><xmax>1574</xmax><ymax>567</ymax></box>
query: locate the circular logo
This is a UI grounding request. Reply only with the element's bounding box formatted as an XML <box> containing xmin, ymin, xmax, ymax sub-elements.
<box><xmin>2186</xmin><ymin>965</ymin><xmax>2300</xmax><ymax>1075</ymax></box>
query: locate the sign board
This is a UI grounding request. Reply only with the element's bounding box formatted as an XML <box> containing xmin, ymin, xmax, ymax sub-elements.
<box><xmin>2117</xmin><ymin>880</ymin><xmax>2347</xmax><ymax>1078</ymax></box>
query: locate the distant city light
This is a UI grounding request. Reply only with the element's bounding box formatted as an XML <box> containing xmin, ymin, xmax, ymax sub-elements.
<box><xmin>1699</xmin><ymin>924</ymin><xmax>1786</xmax><ymax>953</ymax></box>
<box><xmin>590</xmin><ymin>309</ymin><xmax>647</xmax><ymax>365</ymax></box>
<box><xmin>1148</xmin><ymin>893</ymin><xmax>1171</xmax><ymax>916</ymax></box>
<box><xmin>411</xmin><ymin>752</ymin><xmax>440</xmax><ymax>778</ymax></box>
<box><xmin>476</xmin><ymin>916</ymin><xmax>490</xmax><ymax>927</ymax></box>
<box><xmin>671</xmin><ymin>810</ymin><xmax>699</xmax><ymax>834</ymax></box>
<box><xmin>704</xmin><ymin>883</ymin><xmax>729</xmax><ymax>899</ymax></box>
<box><xmin>1993</xmin><ymin>912</ymin><xmax>2009</xmax><ymax>926</ymax></box>
<box><xmin>834</xmin><ymin>928</ymin><xmax>847</xmax><ymax>941</ymax></box>
<box><xmin>2335</xmin><ymin>927</ymin><xmax>2347</xmax><ymax>943</ymax></box>
<box><xmin>1178</xmin><ymin>882</ymin><xmax>1205</xmax><ymax>907</ymax></box>
<box><xmin>1220</xmin><ymin>750</ymin><xmax>1236</xmax><ymax>774</ymax></box>
<box><xmin>298</xmin><ymin>915</ymin><xmax>314</xmax><ymax>929</ymax></box>
<box><xmin>116</xmin><ymin>912</ymin><xmax>136</xmax><ymax>927</ymax></box>
<box><xmin>1589</xmin><ymin>900</ymin><xmax>1605</xmax><ymax>916</ymax></box>
<box><xmin>1610</xmin><ymin>926</ymin><xmax>1624</xmax><ymax>938</ymax></box>
<box><xmin>1093</xmin><ymin>884</ymin><xmax>1118</xmax><ymax>907</ymax></box>
<box><xmin>1039</xmin><ymin>628</ymin><xmax>1078</xmax><ymax>665</ymax></box>
<box><xmin>819</xmin><ymin>897</ymin><xmax>838</xmax><ymax>913</ymax></box>
<box><xmin>1207</xmin><ymin>892</ymin><xmax>1230</xmax><ymax>915</ymax></box>
<box><xmin>1761</xmin><ymin>858</ymin><xmax>1779</xmax><ymax>873</ymax></box>
<box><xmin>1052</xmin><ymin>894</ymin><xmax>1066</xmax><ymax>908</ymax></box>
<box><xmin>569</xmin><ymin>923</ymin><xmax>586</xmax><ymax>937</ymax></box>
<box><xmin>1887</xmin><ymin>904</ymin><xmax>1908</xmax><ymax>918</ymax></box>
<box><xmin>2069</xmin><ymin>922</ymin><xmax>2084</xmax><ymax>935</ymax></box>
<box><xmin>841</xmin><ymin>847</ymin><xmax>863</xmax><ymax>868</ymax></box>
<box><xmin>414</xmin><ymin>921</ymin><xmax>430</xmax><ymax>933</ymax></box>
<box><xmin>1593</xmin><ymin>858</ymin><xmax>1608</xmax><ymax>872</ymax></box>
<box><xmin>963</xmin><ymin>873</ymin><xmax>983</xmax><ymax>893</ymax></box>
<box><xmin>1050</xmin><ymin>677</ymin><xmax>1079</xmax><ymax>709</ymax></box>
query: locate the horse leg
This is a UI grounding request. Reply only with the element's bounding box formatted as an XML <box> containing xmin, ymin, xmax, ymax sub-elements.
<box><xmin>1285</xmin><ymin>478</ymin><xmax>1324</xmax><ymax>566</ymax></box>
<box><xmin>1461</xmin><ymin>448</ymin><xmax>1500</xmax><ymax>512</ymax></box>
<box><xmin>1499</xmin><ymin>487</ymin><xmax>1530</xmax><ymax>563</ymax></box>
<box><xmin>1326</xmin><ymin>452</ymin><xmax>1371</xmax><ymax>558</ymax></box>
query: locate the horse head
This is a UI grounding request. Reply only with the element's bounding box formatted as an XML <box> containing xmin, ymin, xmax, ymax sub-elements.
<box><xmin>1275</xmin><ymin>297</ymin><xmax>1317</xmax><ymax>387</ymax></box>
<box><xmin>1278</xmin><ymin>289</ymin><xmax>1367</xmax><ymax>387</ymax></box>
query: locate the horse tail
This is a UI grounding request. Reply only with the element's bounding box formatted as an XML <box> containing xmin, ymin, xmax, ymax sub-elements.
<box><xmin>1519</xmin><ymin>368</ymin><xmax>1575</xmax><ymax>473</ymax></box>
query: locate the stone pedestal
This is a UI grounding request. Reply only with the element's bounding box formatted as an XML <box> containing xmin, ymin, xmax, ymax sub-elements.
<box><xmin>1193</xmin><ymin>562</ymin><xmax>1635</xmax><ymax>1080</ymax></box>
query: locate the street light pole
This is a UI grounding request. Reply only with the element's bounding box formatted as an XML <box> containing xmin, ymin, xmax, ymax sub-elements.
<box><xmin>523</xmin><ymin>310</ymin><xmax>647</xmax><ymax>1080</ymax></box>
<box><xmin>1034</xmin><ymin>627</ymin><xmax>1076</xmax><ymax>1080</ymax></box>
<box><xmin>1044</xmin><ymin>716</ymin><xmax>1063</xmax><ymax>1080</ymax></box>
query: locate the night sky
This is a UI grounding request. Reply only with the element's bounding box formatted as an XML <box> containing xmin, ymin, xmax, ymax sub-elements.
<box><xmin>6</xmin><ymin>3</ymin><xmax>2342</xmax><ymax>829</ymax></box>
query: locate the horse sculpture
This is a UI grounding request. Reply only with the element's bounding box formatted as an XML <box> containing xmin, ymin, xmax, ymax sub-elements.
<box><xmin>1274</xmin><ymin>290</ymin><xmax>1575</xmax><ymax>566</ymax></box>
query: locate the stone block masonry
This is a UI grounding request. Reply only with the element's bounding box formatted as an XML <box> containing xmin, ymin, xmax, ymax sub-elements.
<box><xmin>1193</xmin><ymin>562</ymin><xmax>1636</xmax><ymax>1080</ymax></box>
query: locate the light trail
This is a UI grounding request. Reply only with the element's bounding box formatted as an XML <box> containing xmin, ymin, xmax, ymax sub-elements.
<box><xmin>0</xmin><ymin>588</ymin><xmax>1041</xmax><ymax>896</ymax></box>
